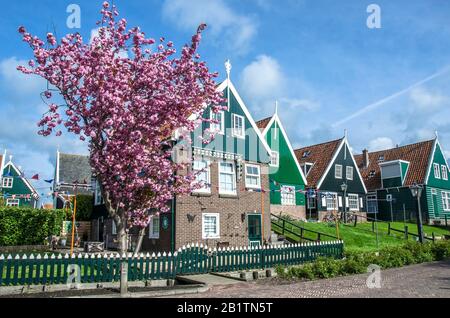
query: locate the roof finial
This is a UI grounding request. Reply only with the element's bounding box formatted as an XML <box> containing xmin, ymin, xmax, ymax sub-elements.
<box><xmin>344</xmin><ymin>129</ymin><xmax>348</xmax><ymax>139</ymax></box>
<box><xmin>435</xmin><ymin>130</ymin><xmax>439</xmax><ymax>139</ymax></box>
<box><xmin>8</xmin><ymin>155</ymin><xmax>13</xmax><ymax>162</ymax></box>
<box><xmin>225</xmin><ymin>59</ymin><xmax>232</xmax><ymax>80</ymax></box>
<box><xmin>275</xmin><ymin>100</ymin><xmax>279</xmax><ymax>115</ymax></box>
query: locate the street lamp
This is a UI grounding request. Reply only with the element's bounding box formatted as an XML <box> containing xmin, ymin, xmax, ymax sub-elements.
<box><xmin>341</xmin><ymin>182</ymin><xmax>348</xmax><ymax>223</ymax></box>
<box><xmin>409</xmin><ymin>183</ymin><xmax>424</xmax><ymax>243</ymax></box>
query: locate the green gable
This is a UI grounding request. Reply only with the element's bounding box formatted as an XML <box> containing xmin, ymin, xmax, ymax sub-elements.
<box><xmin>263</xmin><ymin>115</ymin><xmax>306</xmax><ymax>206</ymax></box>
<box><xmin>1</xmin><ymin>162</ymin><xmax>38</xmax><ymax>208</ymax></box>
<box><xmin>191</xmin><ymin>81</ymin><xmax>270</xmax><ymax>163</ymax></box>
<box><xmin>400</xmin><ymin>161</ymin><xmax>409</xmax><ymax>184</ymax></box>
<box><xmin>426</xmin><ymin>142</ymin><xmax>450</xmax><ymax>189</ymax></box>
<box><xmin>319</xmin><ymin>140</ymin><xmax>366</xmax><ymax>195</ymax></box>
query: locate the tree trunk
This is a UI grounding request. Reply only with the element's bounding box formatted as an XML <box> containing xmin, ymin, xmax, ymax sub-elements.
<box><xmin>117</xmin><ymin>223</ymin><xmax>129</xmax><ymax>297</ymax></box>
<box><xmin>133</xmin><ymin>227</ymin><xmax>146</xmax><ymax>256</ymax></box>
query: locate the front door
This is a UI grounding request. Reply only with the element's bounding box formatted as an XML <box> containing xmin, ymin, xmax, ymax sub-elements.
<box><xmin>248</xmin><ymin>214</ymin><xmax>262</xmax><ymax>246</ymax></box>
<box><xmin>432</xmin><ymin>190</ymin><xmax>439</xmax><ymax>218</ymax></box>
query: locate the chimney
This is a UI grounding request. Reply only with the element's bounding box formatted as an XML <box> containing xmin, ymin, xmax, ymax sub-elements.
<box><xmin>363</xmin><ymin>149</ymin><xmax>369</xmax><ymax>168</ymax></box>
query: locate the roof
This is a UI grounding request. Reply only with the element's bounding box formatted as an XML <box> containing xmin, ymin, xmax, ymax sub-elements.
<box><xmin>3</xmin><ymin>161</ymin><xmax>40</xmax><ymax>199</ymax></box>
<box><xmin>57</xmin><ymin>153</ymin><xmax>92</xmax><ymax>188</ymax></box>
<box><xmin>256</xmin><ymin>116</ymin><xmax>272</xmax><ymax>130</ymax></box>
<box><xmin>354</xmin><ymin>139</ymin><xmax>435</xmax><ymax>191</ymax></box>
<box><xmin>295</xmin><ymin>138</ymin><xmax>343</xmax><ymax>188</ymax></box>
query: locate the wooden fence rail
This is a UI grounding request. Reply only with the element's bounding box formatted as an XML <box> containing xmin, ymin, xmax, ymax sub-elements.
<box><xmin>0</xmin><ymin>241</ymin><xmax>344</xmax><ymax>287</ymax></box>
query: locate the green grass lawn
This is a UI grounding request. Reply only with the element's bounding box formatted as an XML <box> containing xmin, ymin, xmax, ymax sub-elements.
<box><xmin>273</xmin><ymin>219</ymin><xmax>450</xmax><ymax>253</ymax></box>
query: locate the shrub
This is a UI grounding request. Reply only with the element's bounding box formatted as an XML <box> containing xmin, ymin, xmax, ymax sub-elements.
<box><xmin>0</xmin><ymin>207</ymin><xmax>65</xmax><ymax>246</ymax></box>
<box><xmin>277</xmin><ymin>240</ymin><xmax>450</xmax><ymax>281</ymax></box>
<box><xmin>65</xmin><ymin>195</ymin><xmax>94</xmax><ymax>221</ymax></box>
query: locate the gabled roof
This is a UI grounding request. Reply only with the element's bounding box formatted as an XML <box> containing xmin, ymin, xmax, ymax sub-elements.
<box><xmin>295</xmin><ymin>138</ymin><xmax>343</xmax><ymax>188</ymax></box>
<box><xmin>0</xmin><ymin>151</ymin><xmax>5</xmax><ymax>177</ymax></box>
<box><xmin>257</xmin><ymin>113</ymin><xmax>308</xmax><ymax>185</ymax></box>
<box><xmin>56</xmin><ymin>152</ymin><xmax>92</xmax><ymax>187</ymax></box>
<box><xmin>354</xmin><ymin>139</ymin><xmax>434</xmax><ymax>191</ymax></box>
<box><xmin>2</xmin><ymin>161</ymin><xmax>40</xmax><ymax>199</ymax></box>
<box><xmin>256</xmin><ymin>116</ymin><xmax>272</xmax><ymax>131</ymax></box>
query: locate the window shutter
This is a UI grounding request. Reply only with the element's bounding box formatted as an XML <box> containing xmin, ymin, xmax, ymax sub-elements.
<box><xmin>345</xmin><ymin>197</ymin><xmax>349</xmax><ymax>207</ymax></box>
<box><xmin>360</xmin><ymin>197</ymin><xmax>364</xmax><ymax>208</ymax></box>
<box><xmin>338</xmin><ymin>196</ymin><xmax>343</xmax><ymax>208</ymax></box>
<box><xmin>321</xmin><ymin>196</ymin><xmax>327</xmax><ymax>207</ymax></box>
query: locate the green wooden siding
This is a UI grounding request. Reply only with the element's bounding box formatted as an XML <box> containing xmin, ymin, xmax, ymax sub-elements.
<box><xmin>375</xmin><ymin>187</ymin><xmax>427</xmax><ymax>222</ymax></box>
<box><xmin>1</xmin><ymin>164</ymin><xmax>36</xmax><ymax>208</ymax></box>
<box><xmin>264</xmin><ymin>118</ymin><xmax>305</xmax><ymax>206</ymax></box>
<box><xmin>426</xmin><ymin>143</ymin><xmax>450</xmax><ymax>189</ymax></box>
<box><xmin>425</xmin><ymin>186</ymin><xmax>450</xmax><ymax>219</ymax></box>
<box><xmin>191</xmin><ymin>87</ymin><xmax>270</xmax><ymax>164</ymax></box>
<box><xmin>382</xmin><ymin>177</ymin><xmax>403</xmax><ymax>188</ymax></box>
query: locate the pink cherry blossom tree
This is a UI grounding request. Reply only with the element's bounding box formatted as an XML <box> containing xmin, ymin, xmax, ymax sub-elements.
<box><xmin>18</xmin><ymin>2</ymin><xmax>224</xmax><ymax>294</ymax></box>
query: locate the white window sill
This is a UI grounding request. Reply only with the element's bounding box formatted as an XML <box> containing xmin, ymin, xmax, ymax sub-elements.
<box><xmin>202</xmin><ymin>236</ymin><xmax>220</xmax><ymax>240</ymax></box>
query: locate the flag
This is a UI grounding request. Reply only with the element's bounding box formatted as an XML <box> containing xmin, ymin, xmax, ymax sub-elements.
<box><xmin>31</xmin><ymin>174</ymin><xmax>39</xmax><ymax>180</ymax></box>
<box><xmin>44</xmin><ymin>179</ymin><xmax>54</xmax><ymax>184</ymax></box>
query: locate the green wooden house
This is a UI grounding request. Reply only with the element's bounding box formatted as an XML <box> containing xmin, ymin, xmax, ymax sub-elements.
<box><xmin>295</xmin><ymin>136</ymin><xmax>368</xmax><ymax>221</ymax></box>
<box><xmin>1</xmin><ymin>155</ymin><xmax>40</xmax><ymax>208</ymax></box>
<box><xmin>256</xmin><ymin>108</ymin><xmax>308</xmax><ymax>220</ymax></box>
<box><xmin>355</xmin><ymin>135</ymin><xmax>450</xmax><ymax>224</ymax></box>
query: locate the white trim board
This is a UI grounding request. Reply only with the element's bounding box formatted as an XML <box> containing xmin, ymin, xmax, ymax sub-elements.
<box><xmin>260</xmin><ymin>113</ymin><xmax>308</xmax><ymax>186</ymax></box>
<box><xmin>316</xmin><ymin>137</ymin><xmax>368</xmax><ymax>194</ymax></box>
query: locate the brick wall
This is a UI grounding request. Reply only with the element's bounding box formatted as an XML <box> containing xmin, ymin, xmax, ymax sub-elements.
<box><xmin>271</xmin><ymin>205</ymin><xmax>306</xmax><ymax>220</ymax></box>
<box><xmin>174</xmin><ymin>160</ymin><xmax>271</xmax><ymax>249</ymax></box>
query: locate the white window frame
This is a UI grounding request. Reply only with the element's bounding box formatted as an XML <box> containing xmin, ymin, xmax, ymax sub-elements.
<box><xmin>231</xmin><ymin>114</ymin><xmax>245</xmax><ymax>139</ymax></box>
<box><xmin>202</xmin><ymin>213</ymin><xmax>220</xmax><ymax>239</ymax></box>
<box><xmin>441</xmin><ymin>165</ymin><xmax>448</xmax><ymax>181</ymax></box>
<box><xmin>335</xmin><ymin>164</ymin><xmax>343</xmax><ymax>179</ymax></box>
<box><xmin>367</xmin><ymin>194</ymin><xmax>378</xmax><ymax>213</ymax></box>
<box><xmin>442</xmin><ymin>191</ymin><xmax>450</xmax><ymax>211</ymax></box>
<box><xmin>218</xmin><ymin>162</ymin><xmax>237</xmax><ymax>195</ymax></box>
<box><xmin>270</xmin><ymin>151</ymin><xmax>279</xmax><ymax>167</ymax></box>
<box><xmin>148</xmin><ymin>216</ymin><xmax>160</xmax><ymax>239</ymax></box>
<box><xmin>348</xmin><ymin>194</ymin><xmax>359</xmax><ymax>211</ymax></box>
<box><xmin>2</xmin><ymin>177</ymin><xmax>13</xmax><ymax>188</ymax></box>
<box><xmin>346</xmin><ymin>166</ymin><xmax>354</xmax><ymax>180</ymax></box>
<box><xmin>245</xmin><ymin>164</ymin><xmax>261</xmax><ymax>189</ymax></box>
<box><xmin>281</xmin><ymin>185</ymin><xmax>296</xmax><ymax>206</ymax></box>
<box><xmin>434</xmin><ymin>163</ymin><xmax>441</xmax><ymax>179</ymax></box>
<box><xmin>326</xmin><ymin>193</ymin><xmax>338</xmax><ymax>211</ymax></box>
<box><xmin>6</xmin><ymin>198</ymin><xmax>19</xmax><ymax>207</ymax></box>
<box><xmin>192</xmin><ymin>160</ymin><xmax>211</xmax><ymax>193</ymax></box>
<box><xmin>210</xmin><ymin>110</ymin><xmax>225</xmax><ymax>135</ymax></box>
<box><xmin>307</xmin><ymin>195</ymin><xmax>316</xmax><ymax>209</ymax></box>
<box><xmin>112</xmin><ymin>221</ymin><xmax>117</xmax><ymax>235</ymax></box>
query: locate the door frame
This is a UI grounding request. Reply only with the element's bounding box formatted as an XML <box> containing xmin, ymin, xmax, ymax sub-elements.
<box><xmin>247</xmin><ymin>213</ymin><xmax>262</xmax><ymax>246</ymax></box>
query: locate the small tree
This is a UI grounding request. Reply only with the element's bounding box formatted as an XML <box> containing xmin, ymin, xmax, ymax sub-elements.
<box><xmin>18</xmin><ymin>2</ymin><xmax>223</xmax><ymax>295</ymax></box>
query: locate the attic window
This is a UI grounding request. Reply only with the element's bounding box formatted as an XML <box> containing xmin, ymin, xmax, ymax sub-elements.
<box><xmin>303</xmin><ymin>163</ymin><xmax>314</xmax><ymax>176</ymax></box>
<box><xmin>378</xmin><ymin>155</ymin><xmax>385</xmax><ymax>162</ymax></box>
<box><xmin>369</xmin><ymin>170</ymin><xmax>376</xmax><ymax>178</ymax></box>
<box><xmin>302</xmin><ymin>151</ymin><xmax>311</xmax><ymax>158</ymax></box>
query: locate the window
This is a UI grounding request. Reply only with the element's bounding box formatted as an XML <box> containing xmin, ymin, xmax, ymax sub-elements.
<box><xmin>442</xmin><ymin>192</ymin><xmax>450</xmax><ymax>211</ymax></box>
<box><xmin>302</xmin><ymin>151</ymin><xmax>311</xmax><ymax>158</ymax></box>
<box><xmin>2</xmin><ymin>177</ymin><xmax>13</xmax><ymax>188</ymax></box>
<box><xmin>270</xmin><ymin>151</ymin><xmax>279</xmax><ymax>167</ymax></box>
<box><xmin>307</xmin><ymin>195</ymin><xmax>316</xmax><ymax>209</ymax></box>
<box><xmin>193</xmin><ymin>160</ymin><xmax>211</xmax><ymax>193</ymax></box>
<box><xmin>335</xmin><ymin>164</ymin><xmax>343</xmax><ymax>179</ymax></box>
<box><xmin>112</xmin><ymin>221</ymin><xmax>117</xmax><ymax>235</ymax></box>
<box><xmin>346</xmin><ymin>166</ymin><xmax>354</xmax><ymax>180</ymax></box>
<box><xmin>367</xmin><ymin>194</ymin><xmax>378</xmax><ymax>213</ymax></box>
<box><xmin>94</xmin><ymin>181</ymin><xmax>104</xmax><ymax>205</ymax></box>
<box><xmin>434</xmin><ymin>163</ymin><xmax>441</xmax><ymax>179</ymax></box>
<box><xmin>245</xmin><ymin>164</ymin><xmax>261</xmax><ymax>189</ymax></box>
<box><xmin>149</xmin><ymin>216</ymin><xmax>160</xmax><ymax>239</ymax></box>
<box><xmin>348</xmin><ymin>194</ymin><xmax>359</xmax><ymax>211</ymax></box>
<box><xmin>326</xmin><ymin>193</ymin><xmax>338</xmax><ymax>210</ymax></box>
<box><xmin>219</xmin><ymin>162</ymin><xmax>236</xmax><ymax>195</ymax></box>
<box><xmin>6</xmin><ymin>199</ymin><xmax>19</xmax><ymax>207</ymax></box>
<box><xmin>202</xmin><ymin>213</ymin><xmax>220</xmax><ymax>239</ymax></box>
<box><xmin>210</xmin><ymin>110</ymin><xmax>224</xmax><ymax>134</ymax></box>
<box><xmin>369</xmin><ymin>170</ymin><xmax>376</xmax><ymax>178</ymax></box>
<box><xmin>442</xmin><ymin>165</ymin><xmax>448</xmax><ymax>181</ymax></box>
<box><xmin>281</xmin><ymin>185</ymin><xmax>296</xmax><ymax>206</ymax></box>
<box><xmin>232</xmin><ymin>114</ymin><xmax>245</xmax><ymax>138</ymax></box>
<box><xmin>378</xmin><ymin>155</ymin><xmax>385</xmax><ymax>162</ymax></box>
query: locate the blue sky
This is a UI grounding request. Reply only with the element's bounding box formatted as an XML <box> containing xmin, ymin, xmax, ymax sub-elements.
<box><xmin>1</xmin><ymin>0</ymin><xmax>450</xmax><ymax>201</ymax></box>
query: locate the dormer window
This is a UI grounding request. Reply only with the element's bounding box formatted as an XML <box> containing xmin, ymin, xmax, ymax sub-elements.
<box><xmin>369</xmin><ymin>170</ymin><xmax>376</xmax><ymax>178</ymax></box>
<box><xmin>302</xmin><ymin>151</ymin><xmax>311</xmax><ymax>158</ymax></box>
<box><xmin>302</xmin><ymin>163</ymin><xmax>314</xmax><ymax>176</ymax></box>
<box><xmin>378</xmin><ymin>155</ymin><xmax>385</xmax><ymax>162</ymax></box>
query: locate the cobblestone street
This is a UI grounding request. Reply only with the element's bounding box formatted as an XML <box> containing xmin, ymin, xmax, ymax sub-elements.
<box><xmin>167</xmin><ymin>260</ymin><xmax>450</xmax><ymax>298</ymax></box>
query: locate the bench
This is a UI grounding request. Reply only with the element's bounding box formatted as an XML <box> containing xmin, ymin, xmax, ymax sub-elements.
<box><xmin>84</xmin><ymin>242</ymin><xmax>105</xmax><ymax>253</ymax></box>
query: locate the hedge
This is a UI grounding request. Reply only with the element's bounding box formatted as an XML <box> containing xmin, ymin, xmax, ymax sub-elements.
<box><xmin>276</xmin><ymin>240</ymin><xmax>450</xmax><ymax>280</ymax></box>
<box><xmin>64</xmin><ymin>194</ymin><xmax>94</xmax><ymax>221</ymax></box>
<box><xmin>0</xmin><ymin>207</ymin><xmax>65</xmax><ymax>246</ymax></box>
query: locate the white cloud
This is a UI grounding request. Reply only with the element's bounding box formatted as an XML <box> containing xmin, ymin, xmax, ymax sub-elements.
<box><xmin>0</xmin><ymin>57</ymin><xmax>44</xmax><ymax>95</ymax></box>
<box><xmin>444</xmin><ymin>150</ymin><xmax>450</xmax><ymax>161</ymax></box>
<box><xmin>240</xmin><ymin>55</ymin><xmax>283</xmax><ymax>101</ymax></box>
<box><xmin>162</xmin><ymin>0</ymin><xmax>257</xmax><ymax>54</ymax></box>
<box><xmin>369</xmin><ymin>137</ymin><xmax>395</xmax><ymax>151</ymax></box>
<box><xmin>409</xmin><ymin>87</ymin><xmax>447</xmax><ymax>111</ymax></box>
<box><xmin>279</xmin><ymin>97</ymin><xmax>320</xmax><ymax>111</ymax></box>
